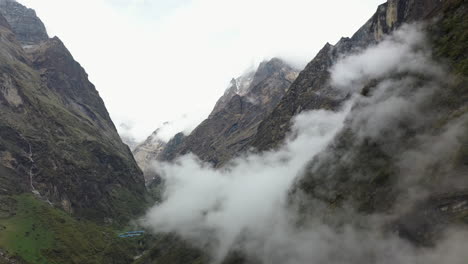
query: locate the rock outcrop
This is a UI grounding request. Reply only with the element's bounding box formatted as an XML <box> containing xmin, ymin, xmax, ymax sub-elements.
<box><xmin>0</xmin><ymin>0</ymin><xmax>48</xmax><ymax>46</ymax></box>
<box><xmin>252</xmin><ymin>0</ymin><xmax>445</xmax><ymax>151</ymax></box>
<box><xmin>209</xmin><ymin>70</ymin><xmax>255</xmax><ymax>117</ymax></box>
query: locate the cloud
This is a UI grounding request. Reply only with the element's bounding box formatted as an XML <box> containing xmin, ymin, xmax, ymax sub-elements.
<box><xmin>330</xmin><ymin>24</ymin><xmax>446</xmax><ymax>91</ymax></box>
<box><xmin>153</xmin><ymin>114</ymin><xmax>205</xmax><ymax>142</ymax></box>
<box><xmin>142</xmin><ymin>103</ymin><xmax>351</xmax><ymax>261</ymax></box>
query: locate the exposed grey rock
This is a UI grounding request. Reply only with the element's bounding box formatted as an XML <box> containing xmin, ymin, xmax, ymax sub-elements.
<box><xmin>0</xmin><ymin>0</ymin><xmax>48</xmax><ymax>45</ymax></box>
<box><xmin>164</xmin><ymin>58</ymin><xmax>299</xmax><ymax>167</ymax></box>
<box><xmin>252</xmin><ymin>0</ymin><xmax>445</xmax><ymax>151</ymax></box>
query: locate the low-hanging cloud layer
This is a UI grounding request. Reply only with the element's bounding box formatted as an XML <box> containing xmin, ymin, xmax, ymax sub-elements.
<box><xmin>143</xmin><ymin>104</ymin><xmax>351</xmax><ymax>261</ymax></box>
<box><xmin>141</xmin><ymin>24</ymin><xmax>468</xmax><ymax>264</ymax></box>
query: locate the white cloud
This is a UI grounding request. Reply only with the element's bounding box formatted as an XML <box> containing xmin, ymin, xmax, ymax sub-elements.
<box><xmin>18</xmin><ymin>0</ymin><xmax>383</xmax><ymax>141</ymax></box>
<box><xmin>154</xmin><ymin>114</ymin><xmax>205</xmax><ymax>142</ymax></box>
<box><xmin>330</xmin><ymin>24</ymin><xmax>445</xmax><ymax>91</ymax></box>
<box><xmin>142</xmin><ymin>103</ymin><xmax>352</xmax><ymax>261</ymax></box>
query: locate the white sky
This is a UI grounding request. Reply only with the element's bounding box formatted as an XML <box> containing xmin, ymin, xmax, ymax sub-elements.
<box><xmin>19</xmin><ymin>0</ymin><xmax>384</xmax><ymax>142</ymax></box>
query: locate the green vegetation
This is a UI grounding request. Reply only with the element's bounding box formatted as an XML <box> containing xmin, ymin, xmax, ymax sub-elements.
<box><xmin>0</xmin><ymin>194</ymin><xmax>146</xmax><ymax>264</ymax></box>
<box><xmin>0</xmin><ymin>195</ymin><xmax>53</xmax><ymax>263</ymax></box>
<box><xmin>433</xmin><ymin>0</ymin><xmax>468</xmax><ymax>76</ymax></box>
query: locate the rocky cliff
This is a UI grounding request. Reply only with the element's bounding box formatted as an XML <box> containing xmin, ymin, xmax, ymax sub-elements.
<box><xmin>295</xmin><ymin>0</ymin><xmax>468</xmax><ymax>244</ymax></box>
<box><xmin>252</xmin><ymin>0</ymin><xmax>445</xmax><ymax>151</ymax></box>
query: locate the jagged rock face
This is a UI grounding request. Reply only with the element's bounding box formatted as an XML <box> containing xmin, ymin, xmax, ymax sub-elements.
<box><xmin>0</xmin><ymin>4</ymin><xmax>146</xmax><ymax>223</ymax></box>
<box><xmin>252</xmin><ymin>0</ymin><xmax>445</xmax><ymax>151</ymax></box>
<box><xmin>158</xmin><ymin>132</ymin><xmax>186</xmax><ymax>161</ymax></box>
<box><xmin>210</xmin><ymin>71</ymin><xmax>255</xmax><ymax>117</ymax></box>
<box><xmin>165</xmin><ymin>58</ymin><xmax>299</xmax><ymax>167</ymax></box>
<box><xmin>0</xmin><ymin>0</ymin><xmax>48</xmax><ymax>45</ymax></box>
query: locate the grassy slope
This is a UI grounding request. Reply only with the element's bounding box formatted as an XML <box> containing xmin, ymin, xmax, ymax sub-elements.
<box><xmin>0</xmin><ymin>194</ymin><xmax>149</xmax><ymax>264</ymax></box>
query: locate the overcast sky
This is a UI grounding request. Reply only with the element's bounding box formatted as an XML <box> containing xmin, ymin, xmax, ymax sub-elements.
<box><xmin>20</xmin><ymin>0</ymin><xmax>383</xmax><ymax>143</ymax></box>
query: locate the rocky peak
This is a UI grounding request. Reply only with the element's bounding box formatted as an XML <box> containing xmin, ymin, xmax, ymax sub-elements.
<box><xmin>135</xmin><ymin>58</ymin><xmax>299</xmax><ymax>174</ymax></box>
<box><xmin>157</xmin><ymin>58</ymin><xmax>299</xmax><ymax>167</ymax></box>
<box><xmin>210</xmin><ymin>79</ymin><xmax>241</xmax><ymax>116</ymax></box>
<box><xmin>250</xmin><ymin>57</ymin><xmax>296</xmax><ymax>88</ymax></box>
<box><xmin>210</xmin><ymin>58</ymin><xmax>297</xmax><ymax>117</ymax></box>
<box><xmin>0</xmin><ymin>0</ymin><xmax>48</xmax><ymax>46</ymax></box>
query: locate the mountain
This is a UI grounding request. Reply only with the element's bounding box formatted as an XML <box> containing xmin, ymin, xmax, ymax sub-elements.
<box><xmin>135</xmin><ymin>58</ymin><xmax>299</xmax><ymax>172</ymax></box>
<box><xmin>134</xmin><ymin>58</ymin><xmax>298</xmax><ymax>178</ymax></box>
<box><xmin>136</xmin><ymin>0</ymin><xmax>467</xmax><ymax>263</ymax></box>
<box><xmin>0</xmin><ymin>0</ymin><xmax>149</xmax><ymax>262</ymax></box>
<box><xmin>169</xmin><ymin>58</ymin><xmax>298</xmax><ymax>166</ymax></box>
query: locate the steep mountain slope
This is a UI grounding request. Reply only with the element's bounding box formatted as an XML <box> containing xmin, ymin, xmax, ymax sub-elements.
<box><xmin>252</xmin><ymin>0</ymin><xmax>445</xmax><ymax>151</ymax></box>
<box><xmin>0</xmin><ymin>3</ymin><xmax>147</xmax><ymax>222</ymax></box>
<box><xmin>209</xmin><ymin>70</ymin><xmax>255</xmax><ymax>117</ymax></box>
<box><xmin>295</xmin><ymin>0</ymin><xmax>468</xmax><ymax>244</ymax></box>
<box><xmin>163</xmin><ymin>58</ymin><xmax>298</xmax><ymax>166</ymax></box>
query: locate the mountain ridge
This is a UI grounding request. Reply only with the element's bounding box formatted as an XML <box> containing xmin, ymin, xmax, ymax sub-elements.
<box><xmin>133</xmin><ymin>57</ymin><xmax>299</xmax><ymax>174</ymax></box>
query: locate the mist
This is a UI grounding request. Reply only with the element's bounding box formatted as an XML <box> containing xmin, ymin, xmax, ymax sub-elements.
<box><xmin>141</xmin><ymin>24</ymin><xmax>468</xmax><ymax>263</ymax></box>
<box><xmin>142</xmin><ymin>104</ymin><xmax>351</xmax><ymax>261</ymax></box>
